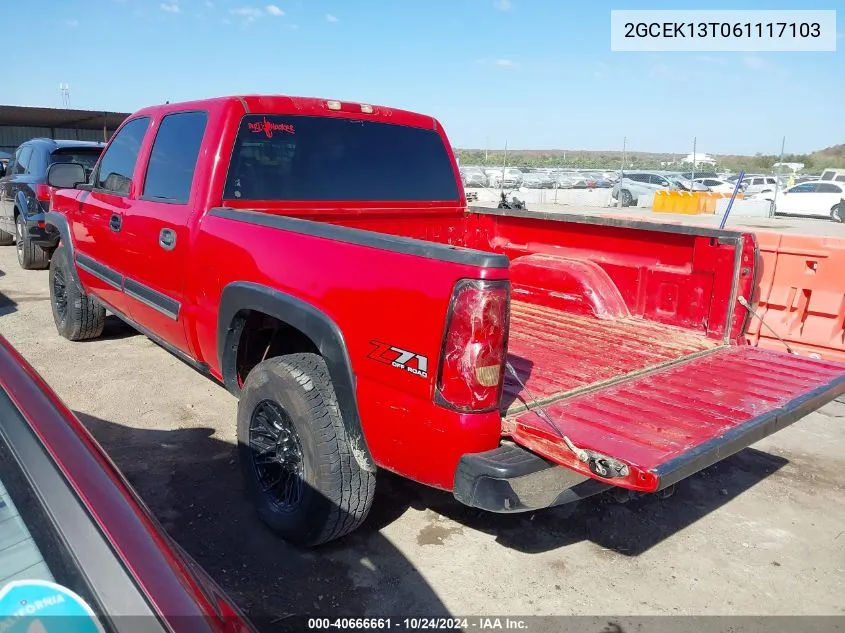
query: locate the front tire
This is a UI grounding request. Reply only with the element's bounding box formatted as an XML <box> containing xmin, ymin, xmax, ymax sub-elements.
<box><xmin>619</xmin><ymin>189</ymin><xmax>633</xmax><ymax>207</ymax></box>
<box><xmin>49</xmin><ymin>243</ymin><xmax>105</xmax><ymax>341</ymax></box>
<box><xmin>16</xmin><ymin>215</ymin><xmax>49</xmax><ymax>270</ymax></box>
<box><xmin>832</xmin><ymin>204</ymin><xmax>843</xmax><ymax>223</ymax></box>
<box><xmin>237</xmin><ymin>353</ymin><xmax>376</xmax><ymax>547</ymax></box>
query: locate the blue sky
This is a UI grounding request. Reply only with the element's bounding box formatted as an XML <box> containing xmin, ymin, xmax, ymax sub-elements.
<box><xmin>4</xmin><ymin>0</ymin><xmax>843</xmax><ymax>154</ymax></box>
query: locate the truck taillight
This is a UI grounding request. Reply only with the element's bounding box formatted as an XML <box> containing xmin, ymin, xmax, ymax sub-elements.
<box><xmin>36</xmin><ymin>184</ymin><xmax>53</xmax><ymax>202</ymax></box>
<box><xmin>436</xmin><ymin>279</ymin><xmax>510</xmax><ymax>412</ymax></box>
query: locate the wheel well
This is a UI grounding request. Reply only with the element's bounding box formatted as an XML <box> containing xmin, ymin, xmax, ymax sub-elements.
<box><xmin>233</xmin><ymin>310</ymin><xmax>319</xmax><ymax>387</ymax></box>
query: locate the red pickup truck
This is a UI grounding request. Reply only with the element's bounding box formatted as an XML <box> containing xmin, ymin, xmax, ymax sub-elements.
<box><xmin>44</xmin><ymin>95</ymin><xmax>845</xmax><ymax>547</ymax></box>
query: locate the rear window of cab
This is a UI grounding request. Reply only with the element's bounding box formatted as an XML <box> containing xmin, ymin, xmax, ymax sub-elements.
<box><xmin>223</xmin><ymin>114</ymin><xmax>460</xmax><ymax>202</ymax></box>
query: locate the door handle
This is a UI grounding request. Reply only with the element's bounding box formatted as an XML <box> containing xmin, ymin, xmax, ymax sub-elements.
<box><xmin>159</xmin><ymin>228</ymin><xmax>176</xmax><ymax>251</ymax></box>
<box><xmin>109</xmin><ymin>213</ymin><xmax>122</xmax><ymax>232</ymax></box>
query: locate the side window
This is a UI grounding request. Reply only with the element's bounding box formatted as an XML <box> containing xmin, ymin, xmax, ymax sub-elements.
<box><xmin>819</xmin><ymin>171</ymin><xmax>833</xmax><ymax>181</ymax></box>
<box><xmin>94</xmin><ymin>117</ymin><xmax>151</xmax><ymax>195</ymax></box>
<box><xmin>142</xmin><ymin>111</ymin><xmax>208</xmax><ymax>204</ymax></box>
<box><xmin>835</xmin><ymin>175</ymin><xmax>845</xmax><ymax>183</ymax></box>
<box><xmin>27</xmin><ymin>146</ymin><xmax>48</xmax><ymax>176</ymax></box>
<box><xmin>816</xmin><ymin>183</ymin><xmax>842</xmax><ymax>194</ymax></box>
<box><xmin>5</xmin><ymin>152</ymin><xmax>17</xmax><ymax>176</ymax></box>
<box><xmin>752</xmin><ymin>178</ymin><xmax>763</xmax><ymax>185</ymax></box>
<box><xmin>14</xmin><ymin>147</ymin><xmax>33</xmax><ymax>175</ymax></box>
<box><xmin>789</xmin><ymin>183</ymin><xmax>817</xmax><ymax>193</ymax></box>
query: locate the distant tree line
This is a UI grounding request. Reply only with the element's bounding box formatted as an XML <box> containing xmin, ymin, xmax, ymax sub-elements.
<box><xmin>455</xmin><ymin>149</ymin><xmax>845</xmax><ymax>174</ymax></box>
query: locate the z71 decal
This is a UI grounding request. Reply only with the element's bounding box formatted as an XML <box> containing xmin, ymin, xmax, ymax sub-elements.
<box><xmin>367</xmin><ymin>340</ymin><xmax>429</xmax><ymax>378</ymax></box>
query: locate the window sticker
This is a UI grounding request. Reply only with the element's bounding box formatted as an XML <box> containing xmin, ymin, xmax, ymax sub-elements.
<box><xmin>247</xmin><ymin>117</ymin><xmax>295</xmax><ymax>139</ymax></box>
<box><xmin>0</xmin><ymin>580</ymin><xmax>105</xmax><ymax>633</ymax></box>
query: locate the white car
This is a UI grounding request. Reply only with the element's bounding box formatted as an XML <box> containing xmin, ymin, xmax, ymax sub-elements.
<box><xmin>484</xmin><ymin>167</ymin><xmax>521</xmax><ymax>189</ymax></box>
<box><xmin>741</xmin><ymin>175</ymin><xmax>779</xmax><ymax>195</ymax></box>
<box><xmin>694</xmin><ymin>178</ymin><xmax>743</xmax><ymax>194</ymax></box>
<box><xmin>759</xmin><ymin>181</ymin><xmax>844</xmax><ymax>222</ymax></box>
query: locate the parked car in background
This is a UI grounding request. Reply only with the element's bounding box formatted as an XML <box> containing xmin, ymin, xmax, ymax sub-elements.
<box><xmin>0</xmin><ymin>335</ymin><xmax>254</xmax><ymax>631</ymax></box>
<box><xmin>554</xmin><ymin>172</ymin><xmax>579</xmax><ymax>189</ymax></box>
<box><xmin>694</xmin><ymin>178</ymin><xmax>743</xmax><ymax>194</ymax></box>
<box><xmin>740</xmin><ymin>175</ymin><xmax>779</xmax><ymax>196</ymax></box>
<box><xmin>680</xmin><ymin>171</ymin><xmax>719</xmax><ymax>180</ymax></box>
<box><xmin>612</xmin><ymin>171</ymin><xmax>675</xmax><ymax>206</ymax></box>
<box><xmin>0</xmin><ymin>138</ymin><xmax>104</xmax><ymax>269</ymax></box>
<box><xmin>751</xmin><ymin>181</ymin><xmax>844</xmax><ymax>222</ymax></box>
<box><xmin>484</xmin><ymin>167</ymin><xmax>522</xmax><ymax>189</ymax></box>
<box><xmin>461</xmin><ymin>166</ymin><xmax>488</xmax><ymax>188</ymax></box>
<box><xmin>521</xmin><ymin>172</ymin><xmax>552</xmax><ymax>189</ymax></box>
<box><xmin>819</xmin><ymin>168</ymin><xmax>845</xmax><ymax>184</ymax></box>
<box><xmin>668</xmin><ymin>177</ymin><xmax>709</xmax><ymax>192</ymax></box>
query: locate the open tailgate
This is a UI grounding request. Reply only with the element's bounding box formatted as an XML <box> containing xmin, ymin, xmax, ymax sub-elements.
<box><xmin>506</xmin><ymin>346</ymin><xmax>845</xmax><ymax>492</ymax></box>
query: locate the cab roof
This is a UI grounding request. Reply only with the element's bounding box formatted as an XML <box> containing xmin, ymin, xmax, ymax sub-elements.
<box><xmin>131</xmin><ymin>95</ymin><xmax>438</xmax><ymax>131</ymax></box>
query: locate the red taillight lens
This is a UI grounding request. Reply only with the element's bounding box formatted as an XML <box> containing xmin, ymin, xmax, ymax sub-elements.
<box><xmin>437</xmin><ymin>279</ymin><xmax>510</xmax><ymax>412</ymax></box>
<box><xmin>36</xmin><ymin>184</ymin><xmax>53</xmax><ymax>202</ymax></box>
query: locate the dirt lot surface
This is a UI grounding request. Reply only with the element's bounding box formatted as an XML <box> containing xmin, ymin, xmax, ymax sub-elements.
<box><xmin>1</xmin><ymin>244</ymin><xmax>844</xmax><ymax>625</ymax></box>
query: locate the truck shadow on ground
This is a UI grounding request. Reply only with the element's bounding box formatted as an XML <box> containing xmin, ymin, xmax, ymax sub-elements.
<box><xmin>364</xmin><ymin>448</ymin><xmax>788</xmax><ymax>556</ymax></box>
<box><xmin>73</xmin><ymin>411</ymin><xmax>451</xmax><ymax>628</ymax></box>
<box><xmin>97</xmin><ymin>315</ymin><xmax>144</xmax><ymax>341</ymax></box>
<box><xmin>0</xmin><ymin>267</ymin><xmax>20</xmax><ymax>317</ymax></box>
<box><xmin>0</xmin><ymin>290</ymin><xmax>16</xmax><ymax>317</ymax></box>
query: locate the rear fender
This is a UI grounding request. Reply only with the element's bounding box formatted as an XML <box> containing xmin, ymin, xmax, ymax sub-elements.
<box><xmin>217</xmin><ymin>281</ymin><xmax>375</xmax><ymax>472</ymax></box>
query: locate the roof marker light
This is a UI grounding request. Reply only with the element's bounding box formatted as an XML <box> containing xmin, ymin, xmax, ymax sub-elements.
<box><xmin>360</xmin><ymin>104</ymin><xmax>374</xmax><ymax>114</ymax></box>
<box><xmin>326</xmin><ymin>100</ymin><xmax>341</xmax><ymax>110</ymax></box>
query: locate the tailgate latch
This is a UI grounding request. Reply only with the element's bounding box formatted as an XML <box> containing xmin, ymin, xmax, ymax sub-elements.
<box><xmin>585</xmin><ymin>451</ymin><xmax>630</xmax><ymax>479</ymax></box>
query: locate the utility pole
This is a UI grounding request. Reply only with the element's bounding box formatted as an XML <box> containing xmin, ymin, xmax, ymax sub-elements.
<box><xmin>500</xmin><ymin>140</ymin><xmax>508</xmax><ymax>195</ymax></box>
<box><xmin>59</xmin><ymin>83</ymin><xmax>70</xmax><ymax>108</ymax></box>
<box><xmin>770</xmin><ymin>136</ymin><xmax>786</xmax><ymax>217</ymax></box>
<box><xmin>622</xmin><ymin>136</ymin><xmax>627</xmax><ymax>172</ymax></box>
<box><xmin>691</xmin><ymin>137</ymin><xmax>697</xmax><ymax>184</ymax></box>
<box><xmin>485</xmin><ymin>137</ymin><xmax>489</xmax><ymax>163</ymax></box>
<box><xmin>617</xmin><ymin>136</ymin><xmax>627</xmax><ymax>208</ymax></box>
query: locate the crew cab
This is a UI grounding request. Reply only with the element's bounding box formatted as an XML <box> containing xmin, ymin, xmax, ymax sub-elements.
<box><xmin>44</xmin><ymin>95</ymin><xmax>845</xmax><ymax>547</ymax></box>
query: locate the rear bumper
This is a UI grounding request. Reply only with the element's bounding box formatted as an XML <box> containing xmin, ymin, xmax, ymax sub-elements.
<box><xmin>22</xmin><ymin>212</ymin><xmax>55</xmax><ymax>248</ymax></box>
<box><xmin>452</xmin><ymin>443</ymin><xmax>610</xmax><ymax>513</ymax></box>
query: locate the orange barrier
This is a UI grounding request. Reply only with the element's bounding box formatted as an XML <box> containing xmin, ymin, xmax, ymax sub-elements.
<box><xmin>746</xmin><ymin>231</ymin><xmax>845</xmax><ymax>363</ymax></box>
<box><xmin>653</xmin><ymin>191</ymin><xmax>744</xmax><ymax>215</ymax></box>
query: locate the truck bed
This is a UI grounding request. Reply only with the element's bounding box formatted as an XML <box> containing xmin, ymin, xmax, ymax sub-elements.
<box><xmin>503</xmin><ymin>300</ymin><xmax>721</xmax><ymax>416</ymax></box>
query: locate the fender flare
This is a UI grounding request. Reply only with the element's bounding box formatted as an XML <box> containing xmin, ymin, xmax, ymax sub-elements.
<box><xmin>217</xmin><ymin>281</ymin><xmax>375</xmax><ymax>472</ymax></box>
<box><xmin>43</xmin><ymin>211</ymin><xmax>81</xmax><ymax>286</ymax></box>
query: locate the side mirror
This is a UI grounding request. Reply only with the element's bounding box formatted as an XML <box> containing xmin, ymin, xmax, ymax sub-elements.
<box><xmin>47</xmin><ymin>162</ymin><xmax>86</xmax><ymax>189</ymax></box>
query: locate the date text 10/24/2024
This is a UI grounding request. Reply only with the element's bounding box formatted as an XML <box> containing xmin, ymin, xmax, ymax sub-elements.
<box><xmin>307</xmin><ymin>618</ymin><xmax>528</xmax><ymax>630</ymax></box>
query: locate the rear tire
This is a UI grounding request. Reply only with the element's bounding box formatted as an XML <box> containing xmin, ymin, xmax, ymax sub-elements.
<box><xmin>831</xmin><ymin>204</ymin><xmax>843</xmax><ymax>223</ymax></box>
<box><xmin>16</xmin><ymin>215</ymin><xmax>49</xmax><ymax>270</ymax></box>
<box><xmin>49</xmin><ymin>243</ymin><xmax>105</xmax><ymax>341</ymax></box>
<box><xmin>619</xmin><ymin>190</ymin><xmax>633</xmax><ymax>207</ymax></box>
<box><xmin>237</xmin><ymin>353</ymin><xmax>376</xmax><ymax>547</ymax></box>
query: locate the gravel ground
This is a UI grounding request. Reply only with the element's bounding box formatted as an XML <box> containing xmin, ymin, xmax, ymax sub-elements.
<box><xmin>1</xmin><ymin>244</ymin><xmax>844</xmax><ymax>626</ymax></box>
